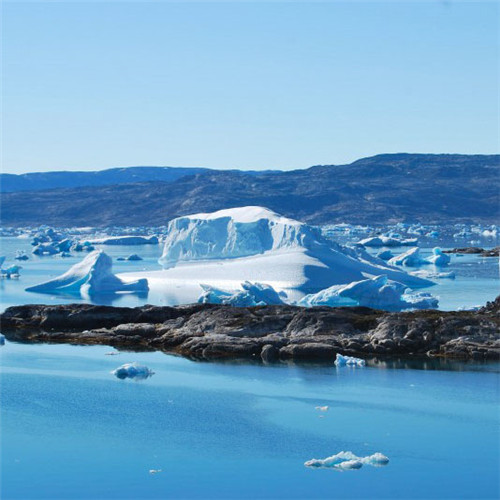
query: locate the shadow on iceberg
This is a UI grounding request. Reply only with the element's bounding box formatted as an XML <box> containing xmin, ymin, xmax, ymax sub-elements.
<box><xmin>25</xmin><ymin>250</ymin><xmax>149</xmax><ymax>299</ymax></box>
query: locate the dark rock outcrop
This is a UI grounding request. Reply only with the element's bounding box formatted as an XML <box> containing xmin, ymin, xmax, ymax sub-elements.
<box><xmin>1</xmin><ymin>300</ymin><xmax>499</xmax><ymax>362</ymax></box>
<box><xmin>444</xmin><ymin>247</ymin><xmax>499</xmax><ymax>257</ymax></box>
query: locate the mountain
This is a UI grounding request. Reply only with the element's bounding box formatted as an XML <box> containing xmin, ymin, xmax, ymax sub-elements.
<box><xmin>1</xmin><ymin>154</ymin><xmax>498</xmax><ymax>226</ymax></box>
<box><xmin>0</xmin><ymin>166</ymin><xmax>212</xmax><ymax>192</ymax></box>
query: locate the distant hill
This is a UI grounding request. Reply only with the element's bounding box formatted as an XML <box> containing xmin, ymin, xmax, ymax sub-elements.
<box><xmin>0</xmin><ymin>166</ymin><xmax>211</xmax><ymax>192</ymax></box>
<box><xmin>1</xmin><ymin>154</ymin><xmax>498</xmax><ymax>226</ymax></box>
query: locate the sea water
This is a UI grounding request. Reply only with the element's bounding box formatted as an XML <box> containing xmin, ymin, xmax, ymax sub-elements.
<box><xmin>1</xmin><ymin>342</ymin><xmax>499</xmax><ymax>499</ymax></box>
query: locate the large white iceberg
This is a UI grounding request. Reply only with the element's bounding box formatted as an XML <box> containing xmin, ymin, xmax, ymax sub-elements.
<box><xmin>26</xmin><ymin>250</ymin><xmax>149</xmax><ymax>296</ymax></box>
<box><xmin>137</xmin><ymin>207</ymin><xmax>434</xmax><ymax>294</ymax></box>
<box><xmin>298</xmin><ymin>275</ymin><xmax>438</xmax><ymax>311</ymax></box>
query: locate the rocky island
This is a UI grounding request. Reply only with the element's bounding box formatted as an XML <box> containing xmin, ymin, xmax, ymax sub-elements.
<box><xmin>1</xmin><ymin>298</ymin><xmax>499</xmax><ymax>362</ymax></box>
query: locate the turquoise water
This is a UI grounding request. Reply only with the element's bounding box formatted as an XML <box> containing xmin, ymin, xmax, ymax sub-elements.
<box><xmin>1</xmin><ymin>342</ymin><xmax>499</xmax><ymax>499</ymax></box>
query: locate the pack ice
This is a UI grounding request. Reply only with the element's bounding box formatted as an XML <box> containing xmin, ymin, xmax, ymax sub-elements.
<box><xmin>130</xmin><ymin>207</ymin><xmax>434</xmax><ymax>295</ymax></box>
<box><xmin>26</xmin><ymin>250</ymin><xmax>148</xmax><ymax>296</ymax></box>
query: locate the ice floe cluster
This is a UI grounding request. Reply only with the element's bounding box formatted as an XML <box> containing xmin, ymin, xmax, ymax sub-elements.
<box><xmin>305</xmin><ymin>451</ymin><xmax>389</xmax><ymax>470</ymax></box>
<box><xmin>198</xmin><ymin>281</ymin><xmax>285</xmax><ymax>307</ymax></box>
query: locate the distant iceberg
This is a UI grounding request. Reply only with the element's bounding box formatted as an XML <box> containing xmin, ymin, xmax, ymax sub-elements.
<box><xmin>111</xmin><ymin>363</ymin><xmax>154</xmax><ymax>380</ymax></box>
<box><xmin>358</xmin><ymin>236</ymin><xmax>417</xmax><ymax>247</ymax></box>
<box><xmin>305</xmin><ymin>451</ymin><xmax>389</xmax><ymax>470</ymax></box>
<box><xmin>426</xmin><ymin>248</ymin><xmax>450</xmax><ymax>266</ymax></box>
<box><xmin>334</xmin><ymin>354</ymin><xmax>366</xmax><ymax>367</ymax></box>
<box><xmin>88</xmin><ymin>236</ymin><xmax>158</xmax><ymax>246</ymax></box>
<box><xmin>26</xmin><ymin>250</ymin><xmax>149</xmax><ymax>297</ymax></box>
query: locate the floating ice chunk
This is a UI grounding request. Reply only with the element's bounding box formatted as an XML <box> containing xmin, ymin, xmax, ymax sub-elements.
<box><xmin>126</xmin><ymin>254</ymin><xmax>143</xmax><ymax>261</ymax></box>
<box><xmin>111</xmin><ymin>362</ymin><xmax>154</xmax><ymax>380</ymax></box>
<box><xmin>357</xmin><ymin>236</ymin><xmax>417</xmax><ymax>247</ymax></box>
<box><xmin>305</xmin><ymin>451</ymin><xmax>388</xmax><ymax>470</ymax></box>
<box><xmin>335</xmin><ymin>353</ymin><xmax>366</xmax><ymax>367</ymax></box>
<box><xmin>198</xmin><ymin>281</ymin><xmax>285</xmax><ymax>307</ymax></box>
<box><xmin>376</xmin><ymin>250</ymin><xmax>394</xmax><ymax>261</ymax></box>
<box><xmin>425</xmin><ymin>248</ymin><xmax>450</xmax><ymax>266</ymax></box>
<box><xmin>388</xmin><ymin>247</ymin><xmax>428</xmax><ymax>267</ymax></box>
<box><xmin>89</xmin><ymin>236</ymin><xmax>158</xmax><ymax>246</ymax></box>
<box><xmin>26</xmin><ymin>250</ymin><xmax>149</xmax><ymax>296</ymax></box>
<box><xmin>32</xmin><ymin>243</ymin><xmax>59</xmax><ymax>256</ymax></box>
<box><xmin>0</xmin><ymin>334</ymin><xmax>5</xmax><ymax>345</ymax></box>
<box><xmin>362</xmin><ymin>452</ymin><xmax>390</xmax><ymax>466</ymax></box>
<box><xmin>1</xmin><ymin>265</ymin><xmax>22</xmax><ymax>277</ymax></box>
<box><xmin>15</xmin><ymin>251</ymin><xmax>29</xmax><ymax>261</ymax></box>
<box><xmin>315</xmin><ymin>406</ymin><xmax>329</xmax><ymax>412</ymax></box>
<box><xmin>411</xmin><ymin>270</ymin><xmax>455</xmax><ymax>280</ymax></box>
<box><xmin>149</xmin><ymin>469</ymin><xmax>162</xmax><ymax>474</ymax></box>
<box><xmin>298</xmin><ymin>275</ymin><xmax>437</xmax><ymax>311</ymax></box>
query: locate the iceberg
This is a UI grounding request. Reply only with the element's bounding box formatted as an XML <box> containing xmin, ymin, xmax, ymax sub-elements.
<box><xmin>426</xmin><ymin>247</ymin><xmax>451</xmax><ymax>266</ymax></box>
<box><xmin>140</xmin><ymin>207</ymin><xmax>433</xmax><ymax>294</ymax></box>
<box><xmin>32</xmin><ymin>243</ymin><xmax>59</xmax><ymax>256</ymax></box>
<box><xmin>111</xmin><ymin>362</ymin><xmax>154</xmax><ymax>380</ymax></box>
<box><xmin>198</xmin><ymin>281</ymin><xmax>285</xmax><ymax>307</ymax></box>
<box><xmin>305</xmin><ymin>451</ymin><xmax>389</xmax><ymax>470</ymax></box>
<box><xmin>357</xmin><ymin>236</ymin><xmax>418</xmax><ymax>247</ymax></box>
<box><xmin>26</xmin><ymin>250</ymin><xmax>149</xmax><ymax>296</ymax></box>
<box><xmin>298</xmin><ymin>275</ymin><xmax>438</xmax><ymax>311</ymax></box>
<box><xmin>334</xmin><ymin>353</ymin><xmax>366</xmax><ymax>367</ymax></box>
<box><xmin>388</xmin><ymin>247</ymin><xmax>428</xmax><ymax>267</ymax></box>
<box><xmin>88</xmin><ymin>236</ymin><xmax>158</xmax><ymax>246</ymax></box>
<box><xmin>376</xmin><ymin>250</ymin><xmax>394</xmax><ymax>261</ymax></box>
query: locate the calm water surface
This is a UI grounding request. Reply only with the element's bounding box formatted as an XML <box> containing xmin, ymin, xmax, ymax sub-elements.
<box><xmin>1</xmin><ymin>342</ymin><xmax>499</xmax><ymax>500</ymax></box>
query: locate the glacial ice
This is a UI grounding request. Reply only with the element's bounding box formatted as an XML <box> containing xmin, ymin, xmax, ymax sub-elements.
<box><xmin>334</xmin><ymin>354</ymin><xmax>366</xmax><ymax>367</ymax></box>
<box><xmin>89</xmin><ymin>236</ymin><xmax>158</xmax><ymax>246</ymax></box>
<box><xmin>111</xmin><ymin>363</ymin><xmax>154</xmax><ymax>380</ymax></box>
<box><xmin>151</xmin><ymin>206</ymin><xmax>433</xmax><ymax>292</ymax></box>
<box><xmin>32</xmin><ymin>243</ymin><xmax>59</xmax><ymax>256</ymax></box>
<box><xmin>426</xmin><ymin>247</ymin><xmax>450</xmax><ymax>266</ymax></box>
<box><xmin>376</xmin><ymin>250</ymin><xmax>394</xmax><ymax>261</ymax></box>
<box><xmin>388</xmin><ymin>247</ymin><xmax>428</xmax><ymax>267</ymax></box>
<box><xmin>304</xmin><ymin>451</ymin><xmax>389</xmax><ymax>470</ymax></box>
<box><xmin>298</xmin><ymin>275</ymin><xmax>438</xmax><ymax>311</ymax></box>
<box><xmin>357</xmin><ymin>236</ymin><xmax>418</xmax><ymax>247</ymax></box>
<box><xmin>25</xmin><ymin>250</ymin><xmax>149</xmax><ymax>296</ymax></box>
<box><xmin>198</xmin><ymin>281</ymin><xmax>285</xmax><ymax>307</ymax></box>
<box><xmin>0</xmin><ymin>334</ymin><xmax>5</xmax><ymax>345</ymax></box>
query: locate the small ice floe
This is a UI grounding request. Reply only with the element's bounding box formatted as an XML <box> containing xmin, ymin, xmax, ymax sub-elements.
<box><xmin>0</xmin><ymin>334</ymin><xmax>6</xmax><ymax>346</ymax></box>
<box><xmin>111</xmin><ymin>362</ymin><xmax>154</xmax><ymax>380</ymax></box>
<box><xmin>149</xmin><ymin>469</ymin><xmax>162</xmax><ymax>474</ymax></box>
<box><xmin>315</xmin><ymin>406</ymin><xmax>329</xmax><ymax>412</ymax></box>
<box><xmin>334</xmin><ymin>353</ymin><xmax>365</xmax><ymax>367</ymax></box>
<box><xmin>411</xmin><ymin>270</ymin><xmax>455</xmax><ymax>280</ymax></box>
<box><xmin>426</xmin><ymin>248</ymin><xmax>450</xmax><ymax>266</ymax></box>
<box><xmin>105</xmin><ymin>351</ymin><xmax>120</xmax><ymax>356</ymax></box>
<box><xmin>305</xmin><ymin>451</ymin><xmax>389</xmax><ymax>470</ymax></box>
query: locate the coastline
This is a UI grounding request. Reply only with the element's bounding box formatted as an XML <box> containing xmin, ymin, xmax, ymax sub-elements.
<box><xmin>1</xmin><ymin>299</ymin><xmax>499</xmax><ymax>362</ymax></box>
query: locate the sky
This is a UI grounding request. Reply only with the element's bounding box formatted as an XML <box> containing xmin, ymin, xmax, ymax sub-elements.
<box><xmin>2</xmin><ymin>1</ymin><xmax>499</xmax><ymax>174</ymax></box>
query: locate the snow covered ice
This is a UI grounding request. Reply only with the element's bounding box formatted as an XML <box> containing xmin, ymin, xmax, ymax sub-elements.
<box><xmin>26</xmin><ymin>250</ymin><xmax>149</xmax><ymax>297</ymax></box>
<box><xmin>357</xmin><ymin>235</ymin><xmax>417</xmax><ymax>247</ymax></box>
<box><xmin>119</xmin><ymin>206</ymin><xmax>433</xmax><ymax>294</ymax></box>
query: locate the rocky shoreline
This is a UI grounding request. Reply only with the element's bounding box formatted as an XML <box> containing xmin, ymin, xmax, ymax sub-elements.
<box><xmin>1</xmin><ymin>299</ymin><xmax>499</xmax><ymax>362</ymax></box>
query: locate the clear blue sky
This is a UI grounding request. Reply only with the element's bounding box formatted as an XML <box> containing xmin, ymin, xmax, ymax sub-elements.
<box><xmin>2</xmin><ymin>1</ymin><xmax>499</xmax><ymax>173</ymax></box>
